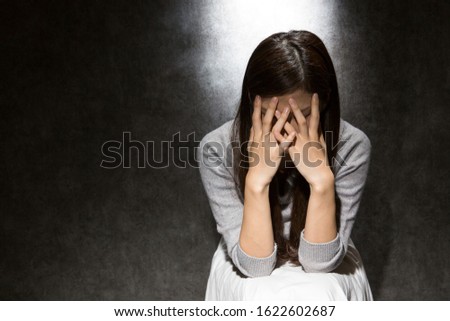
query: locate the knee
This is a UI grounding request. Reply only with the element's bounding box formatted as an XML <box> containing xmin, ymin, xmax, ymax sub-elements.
<box><xmin>302</xmin><ymin>277</ymin><xmax>347</xmax><ymax>300</ymax></box>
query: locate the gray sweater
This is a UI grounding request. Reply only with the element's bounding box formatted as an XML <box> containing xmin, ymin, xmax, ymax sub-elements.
<box><xmin>198</xmin><ymin>118</ymin><xmax>371</xmax><ymax>277</ymax></box>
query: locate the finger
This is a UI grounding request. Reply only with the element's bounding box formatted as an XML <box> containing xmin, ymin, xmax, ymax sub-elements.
<box><xmin>272</xmin><ymin>106</ymin><xmax>290</xmax><ymax>139</ymax></box>
<box><xmin>249</xmin><ymin>126</ymin><xmax>254</xmax><ymax>143</ymax></box>
<box><xmin>318</xmin><ymin>123</ymin><xmax>326</xmax><ymax>148</ymax></box>
<box><xmin>288</xmin><ymin>98</ymin><xmax>308</xmax><ymax>137</ymax></box>
<box><xmin>273</xmin><ymin>127</ymin><xmax>285</xmax><ymax>143</ymax></box>
<box><xmin>283</xmin><ymin>121</ymin><xmax>296</xmax><ymax>136</ymax></box>
<box><xmin>318</xmin><ymin>124</ymin><xmax>329</xmax><ymax>166</ymax></box>
<box><xmin>247</xmin><ymin>126</ymin><xmax>254</xmax><ymax>152</ymax></box>
<box><xmin>252</xmin><ymin>95</ymin><xmax>262</xmax><ymax>136</ymax></box>
<box><xmin>278</xmin><ymin>131</ymin><xmax>296</xmax><ymax>155</ymax></box>
<box><xmin>308</xmin><ymin>93</ymin><xmax>320</xmax><ymax>140</ymax></box>
<box><xmin>262</xmin><ymin>97</ymin><xmax>278</xmax><ymax>135</ymax></box>
<box><xmin>275</xmin><ymin>110</ymin><xmax>297</xmax><ymax>136</ymax></box>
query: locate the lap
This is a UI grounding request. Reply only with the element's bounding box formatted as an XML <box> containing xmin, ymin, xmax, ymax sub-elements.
<box><xmin>205</xmin><ymin>237</ymin><xmax>373</xmax><ymax>301</ymax></box>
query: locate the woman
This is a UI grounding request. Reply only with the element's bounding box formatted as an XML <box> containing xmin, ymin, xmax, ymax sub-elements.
<box><xmin>198</xmin><ymin>30</ymin><xmax>373</xmax><ymax>300</ymax></box>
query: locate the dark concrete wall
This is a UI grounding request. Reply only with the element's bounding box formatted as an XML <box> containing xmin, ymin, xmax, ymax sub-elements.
<box><xmin>1</xmin><ymin>0</ymin><xmax>449</xmax><ymax>300</ymax></box>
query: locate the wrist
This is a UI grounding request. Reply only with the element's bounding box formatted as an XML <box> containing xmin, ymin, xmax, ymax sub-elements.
<box><xmin>245</xmin><ymin>173</ymin><xmax>270</xmax><ymax>194</ymax></box>
<box><xmin>309</xmin><ymin>169</ymin><xmax>335</xmax><ymax>194</ymax></box>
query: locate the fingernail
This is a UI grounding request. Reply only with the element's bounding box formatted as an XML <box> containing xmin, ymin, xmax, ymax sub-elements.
<box><xmin>275</xmin><ymin>110</ymin><xmax>281</xmax><ymax>118</ymax></box>
<box><xmin>255</xmin><ymin>95</ymin><xmax>260</xmax><ymax>102</ymax></box>
<box><xmin>272</xmin><ymin>97</ymin><xmax>278</xmax><ymax>103</ymax></box>
<box><xmin>283</xmin><ymin>106</ymin><xmax>289</xmax><ymax>114</ymax></box>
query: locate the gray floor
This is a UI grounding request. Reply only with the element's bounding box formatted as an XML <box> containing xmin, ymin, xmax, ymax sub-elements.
<box><xmin>1</xmin><ymin>0</ymin><xmax>449</xmax><ymax>300</ymax></box>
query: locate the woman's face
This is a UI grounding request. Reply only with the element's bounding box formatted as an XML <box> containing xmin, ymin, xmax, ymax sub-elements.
<box><xmin>260</xmin><ymin>88</ymin><xmax>313</xmax><ymax>135</ymax></box>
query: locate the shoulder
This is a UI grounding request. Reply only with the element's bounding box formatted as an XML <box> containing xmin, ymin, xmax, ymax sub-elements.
<box><xmin>199</xmin><ymin>119</ymin><xmax>235</xmax><ymax>146</ymax></box>
<box><xmin>333</xmin><ymin>118</ymin><xmax>372</xmax><ymax>171</ymax></box>
<box><xmin>197</xmin><ymin>119</ymin><xmax>235</xmax><ymax>169</ymax></box>
<box><xmin>339</xmin><ymin>118</ymin><xmax>371</xmax><ymax>148</ymax></box>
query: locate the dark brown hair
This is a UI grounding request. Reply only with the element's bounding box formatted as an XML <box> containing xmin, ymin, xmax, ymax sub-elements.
<box><xmin>231</xmin><ymin>30</ymin><xmax>341</xmax><ymax>267</ymax></box>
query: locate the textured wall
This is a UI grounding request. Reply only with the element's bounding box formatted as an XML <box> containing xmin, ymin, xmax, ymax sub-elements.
<box><xmin>1</xmin><ymin>0</ymin><xmax>449</xmax><ymax>300</ymax></box>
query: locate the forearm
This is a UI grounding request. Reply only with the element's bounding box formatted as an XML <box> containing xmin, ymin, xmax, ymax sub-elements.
<box><xmin>239</xmin><ymin>178</ymin><xmax>275</xmax><ymax>257</ymax></box>
<box><xmin>303</xmin><ymin>175</ymin><xmax>337</xmax><ymax>243</ymax></box>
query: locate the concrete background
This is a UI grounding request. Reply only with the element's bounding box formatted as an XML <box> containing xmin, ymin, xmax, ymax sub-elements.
<box><xmin>1</xmin><ymin>0</ymin><xmax>449</xmax><ymax>299</ymax></box>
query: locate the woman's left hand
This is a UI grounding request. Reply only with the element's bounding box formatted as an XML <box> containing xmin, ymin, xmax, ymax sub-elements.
<box><xmin>274</xmin><ymin>93</ymin><xmax>334</xmax><ymax>190</ymax></box>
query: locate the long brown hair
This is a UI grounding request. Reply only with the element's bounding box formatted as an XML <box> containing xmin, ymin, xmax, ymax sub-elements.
<box><xmin>231</xmin><ymin>30</ymin><xmax>341</xmax><ymax>267</ymax></box>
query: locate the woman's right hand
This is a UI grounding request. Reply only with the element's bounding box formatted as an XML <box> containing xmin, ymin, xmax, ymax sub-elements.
<box><xmin>246</xmin><ymin>95</ymin><xmax>296</xmax><ymax>191</ymax></box>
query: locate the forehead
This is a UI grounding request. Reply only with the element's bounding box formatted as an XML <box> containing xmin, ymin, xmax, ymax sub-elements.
<box><xmin>260</xmin><ymin>89</ymin><xmax>312</xmax><ymax>110</ymax></box>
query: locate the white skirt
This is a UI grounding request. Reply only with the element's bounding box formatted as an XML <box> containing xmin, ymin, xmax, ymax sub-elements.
<box><xmin>205</xmin><ymin>237</ymin><xmax>373</xmax><ymax>301</ymax></box>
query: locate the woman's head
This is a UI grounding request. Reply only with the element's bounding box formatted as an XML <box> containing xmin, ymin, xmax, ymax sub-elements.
<box><xmin>245</xmin><ymin>29</ymin><xmax>335</xmax><ymax>117</ymax></box>
<box><xmin>236</xmin><ymin>30</ymin><xmax>340</xmax><ymax>164</ymax></box>
<box><xmin>232</xmin><ymin>30</ymin><xmax>341</xmax><ymax>267</ymax></box>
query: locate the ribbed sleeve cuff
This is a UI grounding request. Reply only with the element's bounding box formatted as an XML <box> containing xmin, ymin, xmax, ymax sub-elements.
<box><xmin>234</xmin><ymin>242</ymin><xmax>278</xmax><ymax>277</ymax></box>
<box><xmin>299</xmin><ymin>230</ymin><xmax>343</xmax><ymax>272</ymax></box>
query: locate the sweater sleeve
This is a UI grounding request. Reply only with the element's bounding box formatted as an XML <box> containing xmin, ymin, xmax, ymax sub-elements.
<box><xmin>197</xmin><ymin>128</ymin><xmax>278</xmax><ymax>278</ymax></box>
<box><xmin>298</xmin><ymin>124</ymin><xmax>372</xmax><ymax>273</ymax></box>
